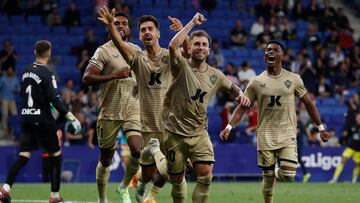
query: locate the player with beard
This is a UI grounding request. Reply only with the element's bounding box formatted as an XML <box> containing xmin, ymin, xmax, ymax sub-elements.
<box><xmin>141</xmin><ymin>13</ymin><xmax>250</xmax><ymax>203</ymax></box>
<box><xmin>220</xmin><ymin>40</ymin><xmax>330</xmax><ymax>203</ymax></box>
<box><xmin>97</xmin><ymin>6</ymin><xmax>189</xmax><ymax>203</ymax></box>
<box><xmin>82</xmin><ymin>12</ymin><xmax>142</xmax><ymax>203</ymax></box>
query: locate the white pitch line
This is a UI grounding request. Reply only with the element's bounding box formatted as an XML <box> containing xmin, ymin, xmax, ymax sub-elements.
<box><xmin>12</xmin><ymin>200</ymin><xmax>99</xmax><ymax>203</ymax></box>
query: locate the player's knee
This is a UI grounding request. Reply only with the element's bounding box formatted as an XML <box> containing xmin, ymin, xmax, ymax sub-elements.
<box><xmin>279</xmin><ymin>169</ymin><xmax>296</xmax><ymax>181</ymax></box>
<box><xmin>262</xmin><ymin>169</ymin><xmax>275</xmax><ymax>177</ymax></box>
<box><xmin>197</xmin><ymin>175</ymin><xmax>213</xmax><ymax>186</ymax></box>
<box><xmin>170</xmin><ymin>174</ymin><xmax>185</xmax><ymax>185</ymax></box>
<box><xmin>130</xmin><ymin>149</ymin><xmax>141</xmax><ymax>159</ymax></box>
<box><xmin>100</xmin><ymin>157</ymin><xmax>112</xmax><ymax>167</ymax></box>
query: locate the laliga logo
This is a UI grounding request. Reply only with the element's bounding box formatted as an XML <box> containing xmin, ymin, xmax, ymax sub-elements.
<box><xmin>301</xmin><ymin>152</ymin><xmax>342</xmax><ymax>171</ymax></box>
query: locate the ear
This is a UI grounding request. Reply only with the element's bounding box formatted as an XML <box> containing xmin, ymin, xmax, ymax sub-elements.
<box><xmin>207</xmin><ymin>47</ymin><xmax>211</xmax><ymax>56</ymax></box>
<box><xmin>157</xmin><ymin>30</ymin><xmax>160</xmax><ymax>39</ymax></box>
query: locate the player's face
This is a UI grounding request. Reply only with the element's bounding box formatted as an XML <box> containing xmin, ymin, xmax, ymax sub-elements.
<box><xmin>190</xmin><ymin>36</ymin><xmax>210</xmax><ymax>62</ymax></box>
<box><xmin>264</xmin><ymin>43</ymin><xmax>284</xmax><ymax>68</ymax></box>
<box><xmin>114</xmin><ymin>16</ymin><xmax>130</xmax><ymax>41</ymax></box>
<box><xmin>139</xmin><ymin>21</ymin><xmax>160</xmax><ymax>47</ymax></box>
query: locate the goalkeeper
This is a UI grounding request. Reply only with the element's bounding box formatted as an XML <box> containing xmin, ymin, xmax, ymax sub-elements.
<box><xmin>0</xmin><ymin>40</ymin><xmax>81</xmax><ymax>203</ymax></box>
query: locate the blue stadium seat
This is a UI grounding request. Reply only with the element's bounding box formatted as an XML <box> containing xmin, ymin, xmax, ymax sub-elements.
<box><xmin>28</xmin><ymin>16</ymin><xmax>42</xmax><ymax>24</ymax></box>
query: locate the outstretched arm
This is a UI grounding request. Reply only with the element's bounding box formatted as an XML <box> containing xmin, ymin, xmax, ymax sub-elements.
<box><xmin>97</xmin><ymin>6</ymin><xmax>135</xmax><ymax>64</ymax></box>
<box><xmin>219</xmin><ymin>105</ymin><xmax>247</xmax><ymax>141</ymax></box>
<box><xmin>300</xmin><ymin>93</ymin><xmax>330</xmax><ymax>142</ymax></box>
<box><xmin>168</xmin><ymin>12</ymin><xmax>206</xmax><ymax>65</ymax></box>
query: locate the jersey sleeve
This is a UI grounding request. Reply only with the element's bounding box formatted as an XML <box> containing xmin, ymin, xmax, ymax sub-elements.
<box><xmin>294</xmin><ymin>74</ymin><xmax>307</xmax><ymax>98</ymax></box>
<box><xmin>129</xmin><ymin>49</ymin><xmax>143</xmax><ymax>72</ymax></box>
<box><xmin>43</xmin><ymin>72</ymin><xmax>68</xmax><ymax>115</ymax></box>
<box><xmin>217</xmin><ymin>70</ymin><xmax>232</xmax><ymax>91</ymax></box>
<box><xmin>244</xmin><ymin>79</ymin><xmax>257</xmax><ymax>104</ymax></box>
<box><xmin>89</xmin><ymin>47</ymin><xmax>107</xmax><ymax>71</ymax></box>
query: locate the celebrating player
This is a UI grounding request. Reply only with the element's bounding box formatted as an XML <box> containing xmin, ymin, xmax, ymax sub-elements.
<box><xmin>0</xmin><ymin>40</ymin><xmax>81</xmax><ymax>203</ymax></box>
<box><xmin>220</xmin><ymin>40</ymin><xmax>330</xmax><ymax>203</ymax></box>
<box><xmin>97</xmin><ymin>6</ymin><xmax>189</xmax><ymax>203</ymax></box>
<box><xmin>82</xmin><ymin>11</ymin><xmax>142</xmax><ymax>203</ymax></box>
<box><xmin>143</xmin><ymin>12</ymin><xmax>250</xmax><ymax>203</ymax></box>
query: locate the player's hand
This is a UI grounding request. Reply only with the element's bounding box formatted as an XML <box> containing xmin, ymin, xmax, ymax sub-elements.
<box><xmin>66</xmin><ymin>112</ymin><xmax>81</xmax><ymax>134</ymax></box>
<box><xmin>97</xmin><ymin>5</ymin><xmax>115</xmax><ymax>25</ymax></box>
<box><xmin>320</xmin><ymin>130</ymin><xmax>330</xmax><ymax>142</ymax></box>
<box><xmin>191</xmin><ymin>12</ymin><xmax>206</xmax><ymax>25</ymax></box>
<box><xmin>219</xmin><ymin>128</ymin><xmax>231</xmax><ymax>141</ymax></box>
<box><xmin>236</xmin><ymin>95</ymin><xmax>251</xmax><ymax>107</ymax></box>
<box><xmin>114</xmin><ymin>68</ymin><xmax>131</xmax><ymax>79</ymax></box>
<box><xmin>168</xmin><ymin>16</ymin><xmax>183</xmax><ymax>32</ymax></box>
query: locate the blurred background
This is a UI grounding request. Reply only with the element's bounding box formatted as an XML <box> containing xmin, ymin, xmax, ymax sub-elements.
<box><xmin>0</xmin><ymin>0</ymin><xmax>359</xmax><ymax>183</ymax></box>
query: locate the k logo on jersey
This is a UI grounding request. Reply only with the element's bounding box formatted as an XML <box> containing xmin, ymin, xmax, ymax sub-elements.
<box><xmin>209</xmin><ymin>75</ymin><xmax>217</xmax><ymax>85</ymax></box>
<box><xmin>284</xmin><ymin>80</ymin><xmax>292</xmax><ymax>89</ymax></box>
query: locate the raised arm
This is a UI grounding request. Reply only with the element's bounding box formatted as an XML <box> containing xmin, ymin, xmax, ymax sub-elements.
<box><xmin>300</xmin><ymin>93</ymin><xmax>330</xmax><ymax>142</ymax></box>
<box><xmin>219</xmin><ymin>105</ymin><xmax>247</xmax><ymax>141</ymax></box>
<box><xmin>97</xmin><ymin>6</ymin><xmax>135</xmax><ymax>64</ymax></box>
<box><xmin>168</xmin><ymin>12</ymin><xmax>206</xmax><ymax>65</ymax></box>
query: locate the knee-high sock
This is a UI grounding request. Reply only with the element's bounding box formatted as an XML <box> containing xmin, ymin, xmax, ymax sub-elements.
<box><xmin>143</xmin><ymin>182</ymin><xmax>162</xmax><ymax>201</ymax></box>
<box><xmin>96</xmin><ymin>161</ymin><xmax>110</xmax><ymax>201</ymax></box>
<box><xmin>262</xmin><ymin>175</ymin><xmax>275</xmax><ymax>203</ymax></box>
<box><xmin>333</xmin><ymin>162</ymin><xmax>344</xmax><ymax>181</ymax></box>
<box><xmin>352</xmin><ymin>166</ymin><xmax>360</xmax><ymax>183</ymax></box>
<box><xmin>49</xmin><ymin>155</ymin><xmax>62</xmax><ymax>192</ymax></box>
<box><xmin>153</xmin><ymin>151</ymin><xmax>169</xmax><ymax>181</ymax></box>
<box><xmin>5</xmin><ymin>156</ymin><xmax>29</xmax><ymax>187</ymax></box>
<box><xmin>121</xmin><ymin>156</ymin><xmax>139</xmax><ymax>187</ymax></box>
<box><xmin>192</xmin><ymin>176</ymin><xmax>212</xmax><ymax>203</ymax></box>
<box><xmin>172</xmin><ymin>178</ymin><xmax>187</xmax><ymax>203</ymax></box>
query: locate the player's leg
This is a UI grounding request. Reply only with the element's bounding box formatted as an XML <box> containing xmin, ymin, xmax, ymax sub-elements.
<box><xmin>117</xmin><ymin>120</ymin><xmax>142</xmax><ymax>203</ymax></box>
<box><xmin>1</xmin><ymin>123</ymin><xmax>38</xmax><ymax>202</ymax></box>
<box><xmin>329</xmin><ymin>147</ymin><xmax>352</xmax><ymax>183</ymax></box>
<box><xmin>351</xmin><ymin>152</ymin><xmax>360</xmax><ymax>183</ymax></box>
<box><xmin>257</xmin><ymin>150</ymin><xmax>277</xmax><ymax>203</ymax></box>
<box><xmin>275</xmin><ymin>144</ymin><xmax>298</xmax><ymax>182</ymax></box>
<box><xmin>140</xmin><ymin>132</ymin><xmax>170</xmax><ymax>202</ymax></box>
<box><xmin>96</xmin><ymin>119</ymin><xmax>122</xmax><ymax>203</ymax></box>
<box><xmin>165</xmin><ymin>131</ymin><xmax>188</xmax><ymax>203</ymax></box>
<box><xmin>190</xmin><ymin>133</ymin><xmax>214</xmax><ymax>203</ymax></box>
<box><xmin>40</xmin><ymin>123</ymin><xmax>64</xmax><ymax>202</ymax></box>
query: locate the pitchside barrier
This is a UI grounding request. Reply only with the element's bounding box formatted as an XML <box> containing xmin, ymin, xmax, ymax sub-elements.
<box><xmin>0</xmin><ymin>145</ymin><xmax>355</xmax><ymax>183</ymax></box>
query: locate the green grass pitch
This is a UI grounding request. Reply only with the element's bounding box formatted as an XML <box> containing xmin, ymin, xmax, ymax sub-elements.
<box><xmin>8</xmin><ymin>182</ymin><xmax>359</xmax><ymax>203</ymax></box>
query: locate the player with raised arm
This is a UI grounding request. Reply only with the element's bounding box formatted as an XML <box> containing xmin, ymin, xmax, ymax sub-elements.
<box><xmin>142</xmin><ymin>13</ymin><xmax>250</xmax><ymax>203</ymax></box>
<box><xmin>219</xmin><ymin>40</ymin><xmax>330</xmax><ymax>203</ymax></box>
<box><xmin>0</xmin><ymin>40</ymin><xmax>81</xmax><ymax>203</ymax></box>
<box><xmin>97</xmin><ymin>6</ymin><xmax>189</xmax><ymax>203</ymax></box>
<box><xmin>82</xmin><ymin>11</ymin><xmax>142</xmax><ymax>203</ymax></box>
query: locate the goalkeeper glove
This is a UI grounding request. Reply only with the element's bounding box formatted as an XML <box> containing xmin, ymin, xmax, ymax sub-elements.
<box><xmin>65</xmin><ymin>112</ymin><xmax>81</xmax><ymax>134</ymax></box>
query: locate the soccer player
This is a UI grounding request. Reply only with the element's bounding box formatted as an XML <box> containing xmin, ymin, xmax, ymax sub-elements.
<box><xmin>142</xmin><ymin>13</ymin><xmax>250</xmax><ymax>203</ymax></box>
<box><xmin>0</xmin><ymin>40</ymin><xmax>81</xmax><ymax>203</ymax></box>
<box><xmin>97</xmin><ymin>6</ymin><xmax>188</xmax><ymax>203</ymax></box>
<box><xmin>82</xmin><ymin>11</ymin><xmax>142</xmax><ymax>203</ymax></box>
<box><xmin>329</xmin><ymin>113</ymin><xmax>360</xmax><ymax>183</ymax></box>
<box><xmin>219</xmin><ymin>40</ymin><xmax>330</xmax><ymax>203</ymax></box>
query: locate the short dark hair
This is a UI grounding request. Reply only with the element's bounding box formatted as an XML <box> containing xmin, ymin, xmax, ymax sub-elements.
<box><xmin>34</xmin><ymin>40</ymin><xmax>52</xmax><ymax>57</ymax></box>
<box><xmin>189</xmin><ymin>30</ymin><xmax>212</xmax><ymax>45</ymax></box>
<box><xmin>138</xmin><ymin>15</ymin><xmax>160</xmax><ymax>29</ymax></box>
<box><xmin>266</xmin><ymin>40</ymin><xmax>285</xmax><ymax>53</ymax></box>
<box><xmin>115</xmin><ymin>12</ymin><xmax>130</xmax><ymax>28</ymax></box>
